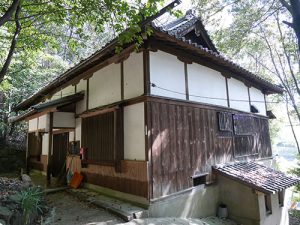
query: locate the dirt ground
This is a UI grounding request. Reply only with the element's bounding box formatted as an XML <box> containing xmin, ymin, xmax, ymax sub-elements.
<box><xmin>45</xmin><ymin>192</ymin><xmax>123</xmax><ymax>225</ymax></box>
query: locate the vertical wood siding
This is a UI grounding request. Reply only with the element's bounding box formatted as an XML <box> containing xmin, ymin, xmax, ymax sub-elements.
<box><xmin>82</xmin><ymin>112</ymin><xmax>115</xmax><ymax>162</ymax></box>
<box><xmin>147</xmin><ymin>100</ymin><xmax>272</xmax><ymax>199</ymax></box>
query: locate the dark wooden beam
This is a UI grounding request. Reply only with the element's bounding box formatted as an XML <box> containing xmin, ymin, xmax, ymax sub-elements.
<box><xmin>47</xmin><ymin>112</ymin><xmax>53</xmax><ymax>186</ymax></box>
<box><xmin>248</xmin><ymin>87</ymin><xmax>251</xmax><ymax>111</ymax></box>
<box><xmin>143</xmin><ymin>50</ymin><xmax>150</xmax><ymax>95</ymax></box>
<box><xmin>86</xmin><ymin>78</ymin><xmax>89</xmax><ymax>111</ymax></box>
<box><xmin>184</xmin><ymin>63</ymin><xmax>189</xmax><ymax>100</ymax></box>
<box><xmin>121</xmin><ymin>62</ymin><xmax>124</xmax><ymax>100</ymax></box>
<box><xmin>225</xmin><ymin>77</ymin><xmax>230</xmax><ymax>107</ymax></box>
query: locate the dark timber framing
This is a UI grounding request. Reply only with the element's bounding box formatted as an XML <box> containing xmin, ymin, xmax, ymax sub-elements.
<box><xmin>46</xmin><ymin>112</ymin><xmax>53</xmax><ymax>186</ymax></box>
<box><xmin>184</xmin><ymin>62</ymin><xmax>189</xmax><ymax>100</ymax></box>
<box><xmin>143</xmin><ymin>49</ymin><xmax>150</xmax><ymax>95</ymax></box>
<box><xmin>86</xmin><ymin>78</ymin><xmax>89</xmax><ymax>111</ymax></box>
<box><xmin>225</xmin><ymin>77</ymin><xmax>230</xmax><ymax>107</ymax></box>
<box><xmin>247</xmin><ymin>87</ymin><xmax>251</xmax><ymax>111</ymax></box>
<box><xmin>121</xmin><ymin>61</ymin><xmax>124</xmax><ymax>100</ymax></box>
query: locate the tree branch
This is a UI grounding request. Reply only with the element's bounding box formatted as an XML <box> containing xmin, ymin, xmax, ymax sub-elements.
<box><xmin>0</xmin><ymin>2</ymin><xmax>21</xmax><ymax>83</ymax></box>
<box><xmin>0</xmin><ymin>0</ymin><xmax>20</xmax><ymax>27</ymax></box>
<box><xmin>279</xmin><ymin>0</ymin><xmax>292</xmax><ymax>12</ymax></box>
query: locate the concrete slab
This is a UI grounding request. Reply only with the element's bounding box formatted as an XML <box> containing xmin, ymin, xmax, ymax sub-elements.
<box><xmin>117</xmin><ymin>217</ymin><xmax>237</xmax><ymax>225</ymax></box>
<box><xmin>66</xmin><ymin>188</ymin><xmax>146</xmax><ymax>222</ymax></box>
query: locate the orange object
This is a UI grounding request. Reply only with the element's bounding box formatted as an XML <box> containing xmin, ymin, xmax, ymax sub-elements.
<box><xmin>69</xmin><ymin>172</ymin><xmax>84</xmax><ymax>188</ymax></box>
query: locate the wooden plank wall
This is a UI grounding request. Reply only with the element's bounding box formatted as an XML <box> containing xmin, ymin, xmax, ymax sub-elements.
<box><xmin>147</xmin><ymin>100</ymin><xmax>272</xmax><ymax>199</ymax></box>
<box><xmin>81</xmin><ymin>112</ymin><xmax>115</xmax><ymax>162</ymax></box>
<box><xmin>66</xmin><ymin>156</ymin><xmax>148</xmax><ymax>198</ymax></box>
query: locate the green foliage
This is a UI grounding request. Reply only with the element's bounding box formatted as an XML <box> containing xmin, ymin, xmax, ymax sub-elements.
<box><xmin>290</xmin><ymin>156</ymin><xmax>300</xmax><ymax>191</ymax></box>
<box><xmin>0</xmin><ymin>0</ymin><xmax>172</xmax><ymax>145</ymax></box>
<box><xmin>194</xmin><ymin>0</ymin><xmax>300</xmax><ymax>145</ymax></box>
<box><xmin>18</xmin><ymin>186</ymin><xmax>45</xmax><ymax>224</ymax></box>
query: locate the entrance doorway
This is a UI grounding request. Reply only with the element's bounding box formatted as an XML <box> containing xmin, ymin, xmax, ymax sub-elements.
<box><xmin>52</xmin><ymin>132</ymin><xmax>69</xmax><ymax>177</ymax></box>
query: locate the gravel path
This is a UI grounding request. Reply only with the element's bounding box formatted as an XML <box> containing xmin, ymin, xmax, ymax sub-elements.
<box><xmin>45</xmin><ymin>192</ymin><xmax>123</xmax><ymax>225</ymax></box>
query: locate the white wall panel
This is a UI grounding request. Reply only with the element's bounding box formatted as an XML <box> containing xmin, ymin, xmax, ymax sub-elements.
<box><xmin>75</xmin><ymin>118</ymin><xmax>81</xmax><ymax>143</ymax></box>
<box><xmin>124</xmin><ymin>52</ymin><xmax>144</xmax><ymax>99</ymax></box>
<box><xmin>89</xmin><ymin>63</ymin><xmax>121</xmax><ymax>109</ymax></box>
<box><xmin>42</xmin><ymin>134</ymin><xmax>49</xmax><ymax>155</ymax></box>
<box><xmin>61</xmin><ymin>85</ymin><xmax>75</xmax><ymax>97</ymax></box>
<box><xmin>124</xmin><ymin>103</ymin><xmax>145</xmax><ymax>160</ymax></box>
<box><xmin>228</xmin><ymin>78</ymin><xmax>250</xmax><ymax>112</ymax></box>
<box><xmin>150</xmin><ymin>51</ymin><xmax>186</xmax><ymax>100</ymax></box>
<box><xmin>50</xmin><ymin>91</ymin><xmax>61</xmax><ymax>100</ymax></box>
<box><xmin>69</xmin><ymin>131</ymin><xmax>75</xmax><ymax>142</ymax></box>
<box><xmin>188</xmin><ymin>63</ymin><xmax>227</xmax><ymax>107</ymax></box>
<box><xmin>250</xmin><ymin>88</ymin><xmax>266</xmax><ymax>116</ymax></box>
<box><xmin>76</xmin><ymin>79</ymin><xmax>87</xmax><ymax>114</ymax></box>
<box><xmin>28</xmin><ymin>118</ymin><xmax>38</xmax><ymax>132</ymax></box>
<box><xmin>53</xmin><ymin>112</ymin><xmax>75</xmax><ymax>128</ymax></box>
<box><xmin>38</xmin><ymin>114</ymin><xmax>48</xmax><ymax>130</ymax></box>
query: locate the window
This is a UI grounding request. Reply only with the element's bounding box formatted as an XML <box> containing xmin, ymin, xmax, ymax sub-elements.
<box><xmin>278</xmin><ymin>191</ymin><xmax>284</xmax><ymax>207</ymax></box>
<box><xmin>191</xmin><ymin>173</ymin><xmax>208</xmax><ymax>186</ymax></box>
<box><xmin>233</xmin><ymin>114</ymin><xmax>255</xmax><ymax>135</ymax></box>
<box><xmin>265</xmin><ymin>194</ymin><xmax>272</xmax><ymax>215</ymax></box>
<box><xmin>233</xmin><ymin>135</ymin><xmax>258</xmax><ymax>157</ymax></box>
<box><xmin>81</xmin><ymin>110</ymin><xmax>123</xmax><ymax>165</ymax></box>
<box><xmin>218</xmin><ymin>112</ymin><xmax>233</xmax><ymax>132</ymax></box>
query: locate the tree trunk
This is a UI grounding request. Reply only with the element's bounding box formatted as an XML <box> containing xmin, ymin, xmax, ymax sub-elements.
<box><xmin>0</xmin><ymin>2</ymin><xmax>21</xmax><ymax>82</ymax></box>
<box><xmin>0</xmin><ymin>0</ymin><xmax>20</xmax><ymax>27</ymax></box>
<box><xmin>289</xmin><ymin>0</ymin><xmax>300</xmax><ymax>52</ymax></box>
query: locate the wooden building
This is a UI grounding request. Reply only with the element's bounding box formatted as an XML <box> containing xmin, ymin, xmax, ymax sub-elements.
<box><xmin>12</xmin><ymin>9</ymin><xmax>300</xmax><ymax>225</ymax></box>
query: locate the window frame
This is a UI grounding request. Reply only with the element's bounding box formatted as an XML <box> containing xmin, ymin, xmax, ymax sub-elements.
<box><xmin>264</xmin><ymin>194</ymin><xmax>272</xmax><ymax>215</ymax></box>
<box><xmin>81</xmin><ymin>109</ymin><xmax>123</xmax><ymax>167</ymax></box>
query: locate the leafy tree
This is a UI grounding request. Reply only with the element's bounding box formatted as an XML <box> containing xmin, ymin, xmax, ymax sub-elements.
<box><xmin>0</xmin><ymin>0</ymin><xmax>169</xmax><ymax>83</ymax></box>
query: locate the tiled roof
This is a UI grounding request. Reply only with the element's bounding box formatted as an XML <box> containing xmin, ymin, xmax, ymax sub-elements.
<box><xmin>213</xmin><ymin>161</ymin><xmax>300</xmax><ymax>194</ymax></box>
<box><xmin>9</xmin><ymin>92</ymin><xmax>84</xmax><ymax>123</ymax></box>
<box><xmin>156</xmin><ymin>10</ymin><xmax>218</xmax><ymax>53</ymax></box>
<box><xmin>32</xmin><ymin>91</ymin><xmax>84</xmax><ymax>111</ymax></box>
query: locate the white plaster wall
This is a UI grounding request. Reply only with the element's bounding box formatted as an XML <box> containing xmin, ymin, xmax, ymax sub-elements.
<box><xmin>149</xmin><ymin>185</ymin><xmax>219</xmax><ymax>218</ymax></box>
<box><xmin>61</xmin><ymin>85</ymin><xmax>75</xmax><ymax>97</ymax></box>
<box><xmin>69</xmin><ymin>131</ymin><xmax>75</xmax><ymax>142</ymax></box>
<box><xmin>258</xmin><ymin>191</ymin><xmax>288</xmax><ymax>225</ymax></box>
<box><xmin>89</xmin><ymin>63</ymin><xmax>121</xmax><ymax>109</ymax></box>
<box><xmin>250</xmin><ymin>87</ymin><xmax>266</xmax><ymax>116</ymax></box>
<box><xmin>187</xmin><ymin>63</ymin><xmax>227</xmax><ymax>107</ymax></box>
<box><xmin>75</xmin><ymin>118</ymin><xmax>81</xmax><ymax>143</ymax></box>
<box><xmin>50</xmin><ymin>91</ymin><xmax>61</xmax><ymax>100</ymax></box>
<box><xmin>42</xmin><ymin>134</ymin><xmax>49</xmax><ymax>155</ymax></box>
<box><xmin>38</xmin><ymin>114</ymin><xmax>49</xmax><ymax>130</ymax></box>
<box><xmin>219</xmin><ymin>176</ymin><xmax>260</xmax><ymax>224</ymax></box>
<box><xmin>28</xmin><ymin>118</ymin><xmax>38</xmax><ymax>132</ymax></box>
<box><xmin>124</xmin><ymin>103</ymin><xmax>145</xmax><ymax>160</ymax></box>
<box><xmin>76</xmin><ymin>79</ymin><xmax>87</xmax><ymax>114</ymax></box>
<box><xmin>228</xmin><ymin>78</ymin><xmax>250</xmax><ymax>112</ymax></box>
<box><xmin>150</xmin><ymin>51</ymin><xmax>186</xmax><ymax>100</ymax></box>
<box><xmin>124</xmin><ymin>52</ymin><xmax>144</xmax><ymax>99</ymax></box>
<box><xmin>53</xmin><ymin>112</ymin><xmax>75</xmax><ymax>128</ymax></box>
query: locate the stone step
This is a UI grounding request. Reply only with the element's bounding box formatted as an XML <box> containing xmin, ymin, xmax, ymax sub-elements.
<box><xmin>66</xmin><ymin>188</ymin><xmax>146</xmax><ymax>222</ymax></box>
